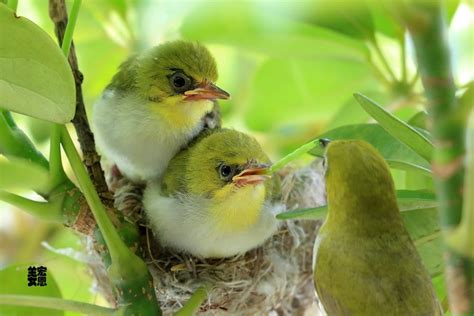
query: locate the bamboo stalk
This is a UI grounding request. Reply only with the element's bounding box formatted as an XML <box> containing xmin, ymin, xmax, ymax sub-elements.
<box><xmin>400</xmin><ymin>1</ymin><xmax>473</xmax><ymax>314</ymax></box>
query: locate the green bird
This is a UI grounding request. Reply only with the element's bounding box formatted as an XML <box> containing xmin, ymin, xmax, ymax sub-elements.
<box><xmin>143</xmin><ymin>129</ymin><xmax>283</xmax><ymax>258</ymax></box>
<box><xmin>93</xmin><ymin>41</ymin><xmax>229</xmax><ymax>182</ymax></box>
<box><xmin>313</xmin><ymin>139</ymin><xmax>441</xmax><ymax>315</ymax></box>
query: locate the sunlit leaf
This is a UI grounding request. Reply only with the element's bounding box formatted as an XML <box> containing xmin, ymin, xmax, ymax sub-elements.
<box><xmin>354</xmin><ymin>93</ymin><xmax>433</xmax><ymax>161</ymax></box>
<box><xmin>0</xmin><ymin>157</ymin><xmax>49</xmax><ymax>191</ymax></box>
<box><xmin>181</xmin><ymin>1</ymin><xmax>369</xmax><ymax>62</ymax></box>
<box><xmin>309</xmin><ymin>124</ymin><xmax>431</xmax><ymax>174</ymax></box>
<box><xmin>0</xmin><ymin>4</ymin><xmax>75</xmax><ymax>123</ymax></box>
<box><xmin>0</xmin><ymin>265</ymin><xmax>63</xmax><ymax>316</ymax></box>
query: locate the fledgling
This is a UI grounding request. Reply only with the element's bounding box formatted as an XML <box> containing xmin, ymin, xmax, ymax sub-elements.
<box><xmin>313</xmin><ymin>140</ymin><xmax>441</xmax><ymax>315</ymax></box>
<box><xmin>93</xmin><ymin>41</ymin><xmax>229</xmax><ymax>182</ymax></box>
<box><xmin>143</xmin><ymin>129</ymin><xmax>283</xmax><ymax>258</ymax></box>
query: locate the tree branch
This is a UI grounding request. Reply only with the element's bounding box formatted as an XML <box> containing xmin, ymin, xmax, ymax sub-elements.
<box><xmin>48</xmin><ymin>0</ymin><xmax>110</xmax><ymax>201</ymax></box>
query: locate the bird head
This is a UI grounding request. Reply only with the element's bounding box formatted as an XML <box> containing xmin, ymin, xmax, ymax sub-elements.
<box><xmin>183</xmin><ymin>129</ymin><xmax>273</xmax><ymax>198</ymax></box>
<box><xmin>323</xmin><ymin>139</ymin><xmax>398</xmax><ymax>220</ymax></box>
<box><xmin>136</xmin><ymin>41</ymin><xmax>229</xmax><ymax>106</ymax></box>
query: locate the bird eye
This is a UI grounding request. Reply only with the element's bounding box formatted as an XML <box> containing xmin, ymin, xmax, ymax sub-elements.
<box><xmin>218</xmin><ymin>164</ymin><xmax>234</xmax><ymax>181</ymax></box>
<box><xmin>169</xmin><ymin>72</ymin><xmax>192</xmax><ymax>93</ymax></box>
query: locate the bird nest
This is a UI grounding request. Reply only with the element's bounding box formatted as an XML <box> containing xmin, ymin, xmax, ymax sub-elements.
<box><xmin>108</xmin><ymin>160</ymin><xmax>326</xmax><ymax>315</ymax></box>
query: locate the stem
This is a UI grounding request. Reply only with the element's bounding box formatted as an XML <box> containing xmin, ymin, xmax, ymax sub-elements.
<box><xmin>48</xmin><ymin>124</ymin><xmax>67</xmax><ymax>190</ymax></box>
<box><xmin>402</xmin><ymin>1</ymin><xmax>473</xmax><ymax>314</ymax></box>
<box><xmin>0</xmin><ymin>191</ymin><xmax>62</xmax><ymax>221</ymax></box>
<box><xmin>60</xmin><ymin>126</ymin><xmax>127</xmax><ymax>265</ymax></box>
<box><xmin>60</xmin><ymin>0</ymin><xmax>81</xmax><ymax>57</ymax></box>
<box><xmin>368</xmin><ymin>57</ymin><xmax>392</xmax><ymax>88</ymax></box>
<box><xmin>269</xmin><ymin>139</ymin><xmax>319</xmax><ymax>174</ymax></box>
<box><xmin>7</xmin><ymin>0</ymin><xmax>17</xmax><ymax>12</ymax></box>
<box><xmin>371</xmin><ymin>38</ymin><xmax>398</xmax><ymax>83</ymax></box>
<box><xmin>174</xmin><ymin>286</ymin><xmax>208</xmax><ymax>316</ymax></box>
<box><xmin>0</xmin><ymin>294</ymin><xmax>116</xmax><ymax>315</ymax></box>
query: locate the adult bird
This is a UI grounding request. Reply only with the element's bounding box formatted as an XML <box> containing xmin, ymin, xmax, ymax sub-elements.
<box><xmin>93</xmin><ymin>41</ymin><xmax>229</xmax><ymax>182</ymax></box>
<box><xmin>313</xmin><ymin>139</ymin><xmax>442</xmax><ymax>315</ymax></box>
<box><xmin>143</xmin><ymin>129</ymin><xmax>284</xmax><ymax>258</ymax></box>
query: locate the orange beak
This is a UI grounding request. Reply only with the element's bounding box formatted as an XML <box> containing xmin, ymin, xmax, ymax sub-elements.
<box><xmin>184</xmin><ymin>81</ymin><xmax>230</xmax><ymax>101</ymax></box>
<box><xmin>232</xmin><ymin>165</ymin><xmax>271</xmax><ymax>187</ymax></box>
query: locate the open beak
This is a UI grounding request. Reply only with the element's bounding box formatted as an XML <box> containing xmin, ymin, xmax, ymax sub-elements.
<box><xmin>232</xmin><ymin>165</ymin><xmax>271</xmax><ymax>187</ymax></box>
<box><xmin>184</xmin><ymin>81</ymin><xmax>230</xmax><ymax>101</ymax></box>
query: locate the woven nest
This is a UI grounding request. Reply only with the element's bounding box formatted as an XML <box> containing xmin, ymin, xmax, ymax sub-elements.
<box><xmin>110</xmin><ymin>160</ymin><xmax>327</xmax><ymax>315</ymax></box>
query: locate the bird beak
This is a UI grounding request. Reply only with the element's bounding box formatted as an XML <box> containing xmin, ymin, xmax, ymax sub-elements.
<box><xmin>232</xmin><ymin>165</ymin><xmax>271</xmax><ymax>186</ymax></box>
<box><xmin>184</xmin><ymin>80</ymin><xmax>230</xmax><ymax>101</ymax></box>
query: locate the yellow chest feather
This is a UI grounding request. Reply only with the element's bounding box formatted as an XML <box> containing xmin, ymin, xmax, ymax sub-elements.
<box><xmin>210</xmin><ymin>185</ymin><xmax>266</xmax><ymax>233</ymax></box>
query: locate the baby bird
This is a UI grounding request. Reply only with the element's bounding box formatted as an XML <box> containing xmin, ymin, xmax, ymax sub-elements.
<box><xmin>143</xmin><ymin>129</ymin><xmax>283</xmax><ymax>258</ymax></box>
<box><xmin>93</xmin><ymin>41</ymin><xmax>229</xmax><ymax>182</ymax></box>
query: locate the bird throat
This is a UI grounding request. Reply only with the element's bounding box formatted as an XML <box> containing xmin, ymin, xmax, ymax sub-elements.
<box><xmin>149</xmin><ymin>98</ymin><xmax>214</xmax><ymax>129</ymax></box>
<box><xmin>210</xmin><ymin>184</ymin><xmax>266</xmax><ymax>233</ymax></box>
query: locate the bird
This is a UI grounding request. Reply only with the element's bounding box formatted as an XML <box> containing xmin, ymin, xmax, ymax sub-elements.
<box><xmin>313</xmin><ymin>139</ymin><xmax>442</xmax><ymax>315</ymax></box>
<box><xmin>93</xmin><ymin>40</ymin><xmax>229</xmax><ymax>182</ymax></box>
<box><xmin>143</xmin><ymin>128</ymin><xmax>284</xmax><ymax>258</ymax></box>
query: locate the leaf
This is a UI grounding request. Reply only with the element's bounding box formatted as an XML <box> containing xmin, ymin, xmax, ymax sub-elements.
<box><xmin>0</xmin><ymin>4</ymin><xmax>75</xmax><ymax>123</ymax></box>
<box><xmin>181</xmin><ymin>1</ymin><xmax>369</xmax><ymax>62</ymax></box>
<box><xmin>309</xmin><ymin>124</ymin><xmax>431</xmax><ymax>175</ymax></box>
<box><xmin>0</xmin><ymin>157</ymin><xmax>48</xmax><ymax>191</ymax></box>
<box><xmin>308</xmin><ymin>0</ymin><xmax>375</xmax><ymax>40</ymax></box>
<box><xmin>0</xmin><ymin>264</ymin><xmax>63</xmax><ymax>316</ymax></box>
<box><xmin>354</xmin><ymin>93</ymin><xmax>433</xmax><ymax>161</ymax></box>
<box><xmin>403</xmin><ymin>207</ymin><xmax>443</xmax><ymax>277</ymax></box>
<box><xmin>366</xmin><ymin>0</ymin><xmax>403</xmax><ymax>39</ymax></box>
<box><xmin>244</xmin><ymin>59</ymin><xmax>376</xmax><ymax>131</ymax></box>
<box><xmin>277</xmin><ymin>189</ymin><xmax>437</xmax><ymax>220</ymax></box>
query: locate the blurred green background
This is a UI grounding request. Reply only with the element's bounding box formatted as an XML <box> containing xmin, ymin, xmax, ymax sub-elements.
<box><xmin>1</xmin><ymin>0</ymin><xmax>472</xmax><ymax>314</ymax></box>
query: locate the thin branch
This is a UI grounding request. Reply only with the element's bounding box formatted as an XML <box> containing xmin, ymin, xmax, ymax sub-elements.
<box><xmin>48</xmin><ymin>0</ymin><xmax>110</xmax><ymax>201</ymax></box>
<box><xmin>371</xmin><ymin>38</ymin><xmax>398</xmax><ymax>83</ymax></box>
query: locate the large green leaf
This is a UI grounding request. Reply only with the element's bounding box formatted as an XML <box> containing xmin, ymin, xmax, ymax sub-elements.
<box><xmin>0</xmin><ymin>157</ymin><xmax>48</xmax><ymax>191</ymax></box>
<box><xmin>0</xmin><ymin>4</ymin><xmax>75</xmax><ymax>123</ymax></box>
<box><xmin>0</xmin><ymin>265</ymin><xmax>63</xmax><ymax>316</ymax></box>
<box><xmin>180</xmin><ymin>1</ymin><xmax>369</xmax><ymax>62</ymax></box>
<box><xmin>244</xmin><ymin>59</ymin><xmax>376</xmax><ymax>131</ymax></box>
<box><xmin>309</xmin><ymin>124</ymin><xmax>431</xmax><ymax>175</ymax></box>
<box><xmin>354</xmin><ymin>93</ymin><xmax>433</xmax><ymax>161</ymax></box>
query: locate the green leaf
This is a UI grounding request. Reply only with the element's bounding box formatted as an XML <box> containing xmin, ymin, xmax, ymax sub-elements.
<box><xmin>245</xmin><ymin>59</ymin><xmax>376</xmax><ymax>131</ymax></box>
<box><xmin>407</xmin><ymin>111</ymin><xmax>429</xmax><ymax>130</ymax></box>
<box><xmin>0</xmin><ymin>4</ymin><xmax>75</xmax><ymax>123</ymax></box>
<box><xmin>181</xmin><ymin>2</ymin><xmax>369</xmax><ymax>62</ymax></box>
<box><xmin>0</xmin><ymin>265</ymin><xmax>63</xmax><ymax>316</ymax></box>
<box><xmin>354</xmin><ymin>93</ymin><xmax>434</xmax><ymax>161</ymax></box>
<box><xmin>0</xmin><ymin>157</ymin><xmax>48</xmax><ymax>191</ymax></box>
<box><xmin>403</xmin><ymin>207</ymin><xmax>443</xmax><ymax>277</ymax></box>
<box><xmin>309</xmin><ymin>124</ymin><xmax>431</xmax><ymax>175</ymax></box>
<box><xmin>277</xmin><ymin>189</ymin><xmax>437</xmax><ymax>220</ymax></box>
<box><xmin>297</xmin><ymin>0</ymin><xmax>375</xmax><ymax>41</ymax></box>
<box><xmin>366</xmin><ymin>0</ymin><xmax>403</xmax><ymax>39</ymax></box>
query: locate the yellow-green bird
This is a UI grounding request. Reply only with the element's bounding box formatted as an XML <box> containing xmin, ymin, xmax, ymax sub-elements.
<box><xmin>93</xmin><ymin>41</ymin><xmax>229</xmax><ymax>181</ymax></box>
<box><xmin>143</xmin><ymin>129</ymin><xmax>283</xmax><ymax>258</ymax></box>
<box><xmin>313</xmin><ymin>139</ymin><xmax>441</xmax><ymax>315</ymax></box>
